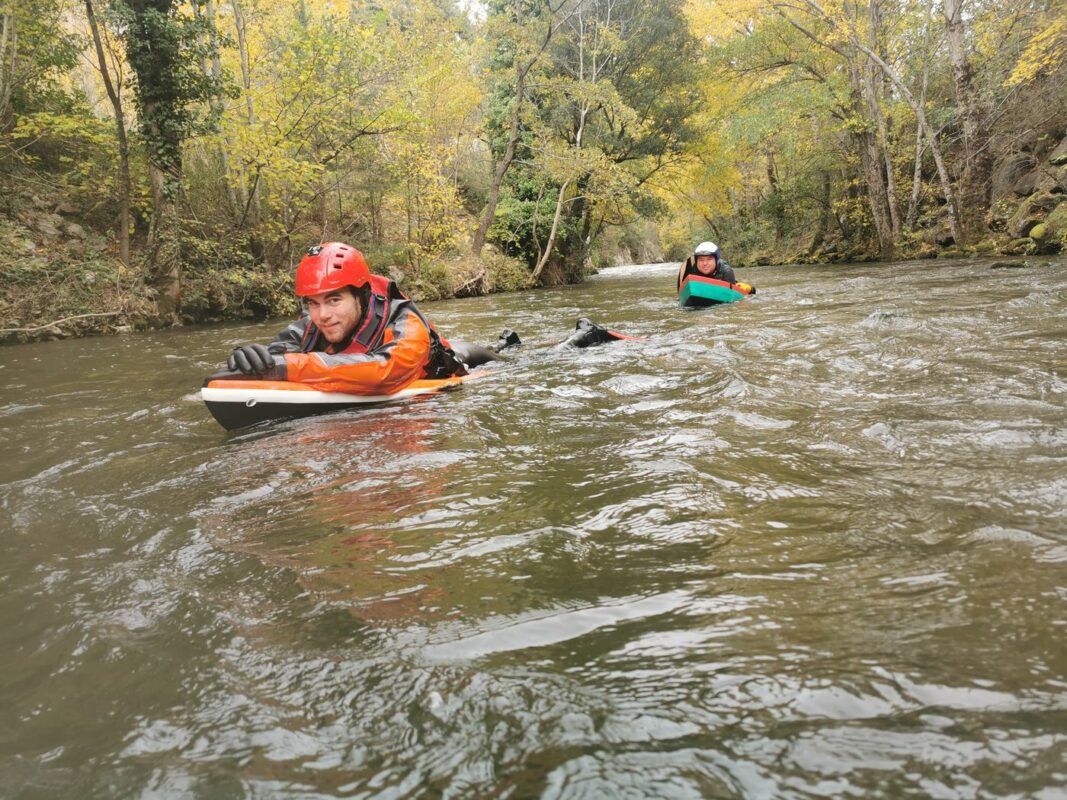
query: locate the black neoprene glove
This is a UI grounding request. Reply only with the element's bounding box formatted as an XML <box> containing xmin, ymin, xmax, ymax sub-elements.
<box><xmin>228</xmin><ymin>343</ymin><xmax>275</xmax><ymax>376</ymax></box>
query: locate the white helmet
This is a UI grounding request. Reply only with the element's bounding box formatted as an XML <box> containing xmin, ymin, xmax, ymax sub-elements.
<box><xmin>694</xmin><ymin>241</ymin><xmax>719</xmax><ymax>256</ymax></box>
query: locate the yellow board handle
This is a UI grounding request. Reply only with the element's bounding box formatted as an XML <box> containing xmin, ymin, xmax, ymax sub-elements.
<box><xmin>734</xmin><ymin>282</ymin><xmax>754</xmax><ymax>295</ymax></box>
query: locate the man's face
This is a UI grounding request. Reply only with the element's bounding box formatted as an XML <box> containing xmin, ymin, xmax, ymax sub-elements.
<box><xmin>695</xmin><ymin>254</ymin><xmax>717</xmax><ymax>274</ymax></box>
<box><xmin>306</xmin><ymin>288</ymin><xmax>362</xmax><ymax>344</ymax></box>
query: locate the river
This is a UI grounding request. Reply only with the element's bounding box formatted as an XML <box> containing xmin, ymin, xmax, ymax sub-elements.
<box><xmin>2</xmin><ymin>257</ymin><xmax>1065</xmax><ymax>798</ymax></box>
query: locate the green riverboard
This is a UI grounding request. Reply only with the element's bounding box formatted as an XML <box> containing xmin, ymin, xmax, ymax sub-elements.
<box><xmin>679</xmin><ymin>276</ymin><xmax>746</xmax><ymax>307</ymax></box>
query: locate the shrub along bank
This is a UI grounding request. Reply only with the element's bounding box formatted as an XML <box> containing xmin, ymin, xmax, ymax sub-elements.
<box><xmin>0</xmin><ymin>184</ymin><xmax>529</xmax><ymax>344</ymax></box>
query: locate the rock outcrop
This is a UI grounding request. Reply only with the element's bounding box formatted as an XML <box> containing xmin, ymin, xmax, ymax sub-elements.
<box><xmin>990</xmin><ymin>133</ymin><xmax>1067</xmax><ymax>254</ymax></box>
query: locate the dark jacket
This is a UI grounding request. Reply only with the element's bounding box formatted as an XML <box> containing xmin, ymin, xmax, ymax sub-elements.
<box><xmin>677</xmin><ymin>255</ymin><xmax>736</xmax><ymax>290</ymax></box>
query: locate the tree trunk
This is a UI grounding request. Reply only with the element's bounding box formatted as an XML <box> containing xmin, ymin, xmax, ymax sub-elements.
<box><xmin>837</xmin><ymin>169</ymin><xmax>857</xmax><ymax>238</ymax></box>
<box><xmin>368</xmin><ymin>188</ymin><xmax>383</xmax><ymax>245</ymax></box>
<box><xmin>199</xmin><ymin>0</ymin><xmax>238</xmax><ymax>215</ymax></box>
<box><xmin>570</xmin><ymin>173</ymin><xmax>595</xmax><ymax>279</ymax></box>
<box><xmin>858</xmin><ymin>127</ymin><xmax>896</xmax><ymax>257</ymax></box>
<box><xmin>119</xmin><ymin>0</ymin><xmax>187</xmax><ymax>324</ymax></box>
<box><xmin>849</xmin><ymin>56</ymin><xmax>895</xmax><ymax>258</ymax></box>
<box><xmin>767</xmin><ymin>149</ymin><xmax>785</xmax><ymax>241</ymax></box>
<box><xmin>866</xmin><ymin>0</ymin><xmax>901</xmax><ymax>237</ymax></box>
<box><xmin>794</xmin><ymin>0</ymin><xmax>963</xmax><ymax>245</ymax></box>
<box><xmin>0</xmin><ymin>14</ymin><xmax>10</xmax><ymax>124</ymax></box>
<box><xmin>231</xmin><ymin>0</ymin><xmax>260</xmax><ymax>226</ymax></box>
<box><xmin>906</xmin><ymin>132</ymin><xmax>925</xmax><ymax>231</ymax></box>
<box><xmin>875</xmin><ymin>106</ymin><xmax>900</xmax><ymax>236</ymax></box>
<box><xmin>529</xmin><ymin>179</ymin><xmax>570</xmax><ymax>284</ymax></box>
<box><xmin>810</xmin><ymin>170</ymin><xmax>832</xmax><ymax>254</ymax></box>
<box><xmin>0</xmin><ymin>15</ymin><xmax>17</xmax><ymax>128</ymax></box>
<box><xmin>472</xmin><ymin>5</ymin><xmax>578</xmax><ymax>256</ymax></box>
<box><xmin>529</xmin><ymin>184</ymin><xmax>546</xmax><ymax>258</ymax></box>
<box><xmin>830</xmin><ymin>15</ymin><xmax>962</xmax><ymax>245</ymax></box>
<box><xmin>472</xmin><ymin>62</ymin><xmax>525</xmax><ymax>256</ymax></box>
<box><xmin>906</xmin><ymin>0</ymin><xmax>935</xmax><ymax>231</ymax></box>
<box><xmin>943</xmin><ymin>0</ymin><xmax>989</xmax><ymax>238</ymax></box>
<box><xmin>856</xmin><ymin>44</ymin><xmax>962</xmax><ymax>245</ymax></box>
<box><xmin>85</xmin><ymin>0</ymin><xmax>131</xmax><ymax>264</ymax></box>
<box><xmin>146</xmin><ymin>155</ymin><xmax>182</xmax><ymax>324</ymax></box>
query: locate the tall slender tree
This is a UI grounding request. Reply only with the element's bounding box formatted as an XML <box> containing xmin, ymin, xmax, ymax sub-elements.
<box><xmin>942</xmin><ymin>0</ymin><xmax>988</xmax><ymax>239</ymax></box>
<box><xmin>84</xmin><ymin>0</ymin><xmax>131</xmax><ymax>263</ymax></box>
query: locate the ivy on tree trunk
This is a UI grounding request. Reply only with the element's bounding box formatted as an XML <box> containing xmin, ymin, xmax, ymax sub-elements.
<box><xmin>111</xmin><ymin>0</ymin><xmax>224</xmax><ymax>324</ymax></box>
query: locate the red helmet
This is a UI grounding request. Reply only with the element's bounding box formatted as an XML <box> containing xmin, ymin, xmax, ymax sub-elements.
<box><xmin>295</xmin><ymin>242</ymin><xmax>371</xmax><ymax>297</ymax></box>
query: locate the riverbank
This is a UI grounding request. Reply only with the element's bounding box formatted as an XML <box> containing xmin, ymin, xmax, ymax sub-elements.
<box><xmin>3</xmin><ymin>127</ymin><xmax>1065</xmax><ymax>345</ymax></box>
<box><xmin>0</xmin><ymin>230</ymin><xmax>1055</xmax><ymax>345</ymax></box>
<box><xmin>0</xmin><ymin>194</ymin><xmax>529</xmax><ymax>344</ymax></box>
<box><xmin>718</xmin><ymin>134</ymin><xmax>1067</xmax><ymax>269</ymax></box>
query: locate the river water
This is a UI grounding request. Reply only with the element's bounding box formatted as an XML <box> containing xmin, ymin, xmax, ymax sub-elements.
<box><xmin>2</xmin><ymin>258</ymin><xmax>1065</xmax><ymax>798</ymax></box>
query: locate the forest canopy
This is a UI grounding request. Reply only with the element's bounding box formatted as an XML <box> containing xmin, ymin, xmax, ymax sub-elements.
<box><xmin>1</xmin><ymin>0</ymin><xmax>1065</xmax><ymax>338</ymax></box>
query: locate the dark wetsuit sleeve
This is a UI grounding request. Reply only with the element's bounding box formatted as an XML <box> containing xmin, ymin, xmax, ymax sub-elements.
<box><xmin>270</xmin><ymin>313</ymin><xmax>312</xmax><ymax>353</ymax></box>
<box><xmin>718</xmin><ymin>261</ymin><xmax>737</xmax><ymax>283</ymax></box>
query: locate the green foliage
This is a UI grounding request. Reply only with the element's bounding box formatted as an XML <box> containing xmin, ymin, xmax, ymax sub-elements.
<box><xmin>483</xmin><ymin>249</ymin><xmax>529</xmax><ymax>292</ymax></box>
<box><xmin>0</xmin><ymin>0</ymin><xmax>81</xmax><ymax>123</ymax></box>
<box><xmin>181</xmin><ymin>264</ymin><xmax>297</xmax><ymax>320</ymax></box>
<box><xmin>179</xmin><ymin>228</ymin><xmax>297</xmax><ymax>319</ymax></box>
<box><xmin>409</xmin><ymin>258</ymin><xmax>454</xmax><ymax>301</ymax></box>
<box><xmin>8</xmin><ymin>105</ymin><xmax>152</xmax><ymax>229</ymax></box>
<box><xmin>487</xmin><ymin>180</ymin><xmax>580</xmax><ymax>267</ymax></box>
<box><xmin>1002</xmin><ymin>4</ymin><xmax>1066</xmax><ymax>86</ymax></box>
<box><xmin>110</xmin><ymin>0</ymin><xmax>229</xmax><ymax>185</ymax></box>
<box><xmin>405</xmin><ymin>249</ymin><xmax>529</xmax><ymax>298</ymax></box>
<box><xmin>361</xmin><ymin>244</ymin><xmax>411</xmax><ymax>276</ymax></box>
<box><xmin>7</xmin><ymin>0</ymin><xmax>1067</xmax><ymax>340</ymax></box>
<box><xmin>671</xmin><ymin>0</ymin><xmax>1067</xmax><ymax>262</ymax></box>
<box><xmin>482</xmin><ymin>0</ymin><xmax>704</xmax><ymax>277</ymax></box>
<box><xmin>12</xmin><ymin>110</ymin><xmax>114</xmax><ymax>161</ymax></box>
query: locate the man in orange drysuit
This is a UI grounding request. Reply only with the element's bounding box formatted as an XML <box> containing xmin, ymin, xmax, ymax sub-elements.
<box><xmin>226</xmin><ymin>242</ymin><xmax>497</xmax><ymax>393</ymax></box>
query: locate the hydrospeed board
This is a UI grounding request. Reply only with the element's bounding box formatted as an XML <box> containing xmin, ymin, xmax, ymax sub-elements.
<box><xmin>678</xmin><ymin>276</ymin><xmax>752</xmax><ymax>308</ymax></box>
<box><xmin>201</xmin><ymin>375</ymin><xmax>472</xmax><ymax>431</ymax></box>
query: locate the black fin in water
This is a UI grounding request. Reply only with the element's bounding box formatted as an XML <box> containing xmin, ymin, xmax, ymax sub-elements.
<box><xmin>491</xmin><ymin>328</ymin><xmax>522</xmax><ymax>353</ymax></box>
<box><xmin>561</xmin><ymin>317</ymin><xmax>629</xmax><ymax>349</ymax></box>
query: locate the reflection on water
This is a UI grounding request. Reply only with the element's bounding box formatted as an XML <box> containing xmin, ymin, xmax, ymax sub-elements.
<box><xmin>1</xmin><ymin>258</ymin><xmax>1065</xmax><ymax>797</ymax></box>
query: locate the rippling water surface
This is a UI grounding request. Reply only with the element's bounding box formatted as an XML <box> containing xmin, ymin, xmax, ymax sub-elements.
<box><xmin>2</xmin><ymin>258</ymin><xmax>1066</xmax><ymax>798</ymax></box>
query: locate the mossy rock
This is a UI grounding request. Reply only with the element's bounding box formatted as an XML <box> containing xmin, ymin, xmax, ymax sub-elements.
<box><xmin>1045</xmin><ymin>202</ymin><xmax>1067</xmax><ymax>236</ymax></box>
<box><xmin>937</xmin><ymin>248</ymin><xmax>964</xmax><ymax>258</ymax></box>
<box><xmin>1003</xmin><ymin>237</ymin><xmax>1037</xmax><ymax>255</ymax></box>
<box><xmin>973</xmin><ymin>239</ymin><xmax>998</xmax><ymax>254</ymax></box>
<box><xmin>1008</xmin><ymin>204</ymin><xmax>1038</xmax><ymax>238</ymax></box>
<box><xmin>1032</xmin><ymin>192</ymin><xmax>1062</xmax><ymax>212</ymax></box>
<box><xmin>1055</xmin><ymin>165</ymin><xmax>1067</xmax><ymax>193</ymax></box>
<box><xmin>1032</xmin><ymin>223</ymin><xmax>1063</xmax><ymax>253</ymax></box>
<box><xmin>987</xmin><ymin>200</ymin><xmax>1013</xmax><ymax>232</ymax></box>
